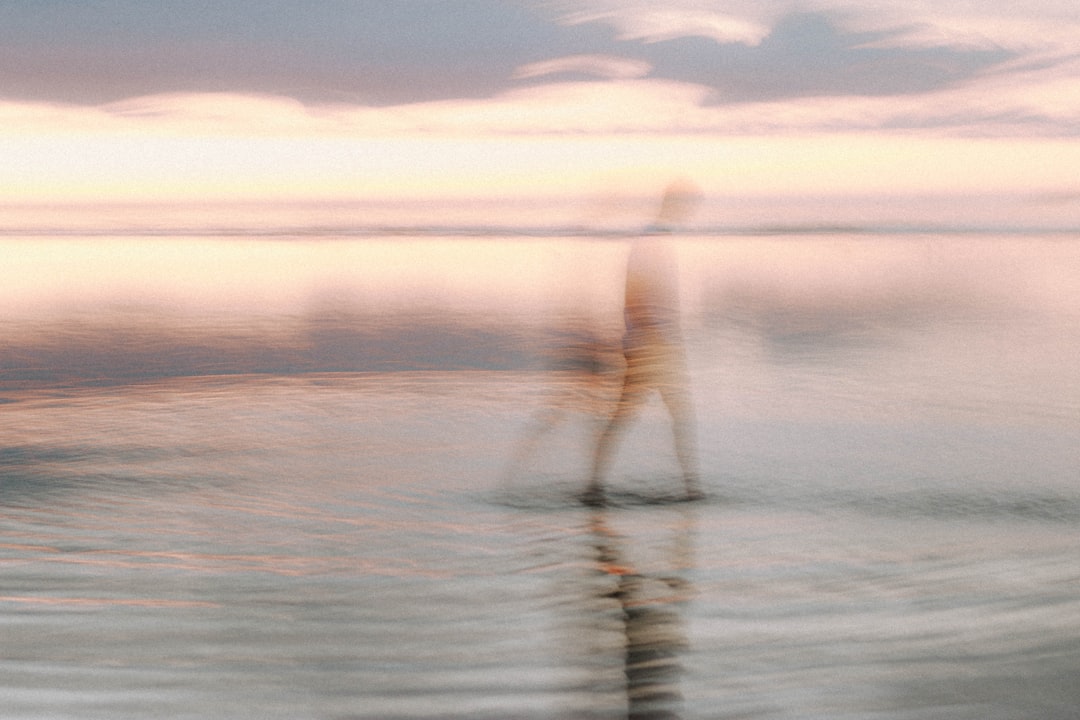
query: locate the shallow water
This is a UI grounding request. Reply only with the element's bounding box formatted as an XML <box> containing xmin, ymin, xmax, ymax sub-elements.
<box><xmin>2</xmin><ymin>231</ymin><xmax>1079</xmax><ymax>719</ymax></box>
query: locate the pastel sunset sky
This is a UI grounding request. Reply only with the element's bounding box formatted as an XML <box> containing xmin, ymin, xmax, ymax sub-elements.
<box><xmin>2</xmin><ymin>0</ymin><xmax>1079</xmax><ymax>207</ymax></box>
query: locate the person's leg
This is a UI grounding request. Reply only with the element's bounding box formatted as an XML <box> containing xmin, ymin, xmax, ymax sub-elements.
<box><xmin>658</xmin><ymin>369</ymin><xmax>703</xmax><ymax>500</ymax></box>
<box><xmin>585</xmin><ymin>368</ymin><xmax>646</xmax><ymax>505</ymax></box>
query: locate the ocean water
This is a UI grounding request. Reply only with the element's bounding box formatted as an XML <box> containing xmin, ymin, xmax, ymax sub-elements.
<box><xmin>2</xmin><ymin>218</ymin><xmax>1080</xmax><ymax>719</ymax></box>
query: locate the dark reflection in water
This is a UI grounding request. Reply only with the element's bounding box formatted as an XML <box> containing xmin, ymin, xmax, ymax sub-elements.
<box><xmin>586</xmin><ymin>507</ymin><xmax>696</xmax><ymax>719</ymax></box>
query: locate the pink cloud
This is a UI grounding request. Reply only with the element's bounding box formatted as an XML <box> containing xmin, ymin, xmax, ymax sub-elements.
<box><xmin>513</xmin><ymin>55</ymin><xmax>652</xmax><ymax>80</ymax></box>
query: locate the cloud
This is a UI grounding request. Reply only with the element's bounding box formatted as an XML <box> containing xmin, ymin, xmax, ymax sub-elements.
<box><xmin>629</xmin><ymin>13</ymin><xmax>1014</xmax><ymax>104</ymax></box>
<box><xmin>0</xmin><ymin>0</ymin><xmax>1054</xmax><ymax>111</ymax></box>
<box><xmin>879</xmin><ymin>53</ymin><xmax>1080</xmax><ymax>136</ymax></box>
<box><xmin>561</xmin><ymin>0</ymin><xmax>1080</xmax><ymax>51</ymax></box>
<box><xmin>513</xmin><ymin>55</ymin><xmax>652</xmax><ymax>81</ymax></box>
<box><xmin>835</xmin><ymin>1</ymin><xmax>1080</xmax><ymax>50</ymax></box>
<box><xmin>554</xmin><ymin>3</ymin><xmax>773</xmax><ymax>45</ymax></box>
<box><xmin>547</xmin><ymin>1</ymin><xmax>1080</xmax><ymax>104</ymax></box>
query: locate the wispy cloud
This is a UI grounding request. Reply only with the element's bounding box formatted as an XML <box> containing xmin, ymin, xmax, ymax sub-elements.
<box><xmin>513</xmin><ymin>55</ymin><xmax>652</xmax><ymax>81</ymax></box>
<box><xmin>559</xmin><ymin>0</ymin><xmax>1080</xmax><ymax>51</ymax></box>
<box><xmin>553</xmin><ymin>2</ymin><xmax>773</xmax><ymax>45</ymax></box>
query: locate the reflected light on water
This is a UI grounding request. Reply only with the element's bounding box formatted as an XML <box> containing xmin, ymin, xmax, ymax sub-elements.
<box><xmin>0</xmin><ymin>595</ymin><xmax>219</xmax><ymax>609</ymax></box>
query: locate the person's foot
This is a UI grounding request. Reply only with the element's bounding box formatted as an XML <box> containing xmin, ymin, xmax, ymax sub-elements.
<box><xmin>580</xmin><ymin>484</ymin><xmax>606</xmax><ymax>507</ymax></box>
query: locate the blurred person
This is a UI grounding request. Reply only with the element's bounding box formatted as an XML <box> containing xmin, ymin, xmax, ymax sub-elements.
<box><xmin>584</xmin><ymin>181</ymin><xmax>704</xmax><ymax>506</ymax></box>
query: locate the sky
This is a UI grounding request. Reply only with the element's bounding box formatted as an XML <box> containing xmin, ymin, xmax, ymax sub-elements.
<box><xmin>1</xmin><ymin>0</ymin><xmax>1079</xmax><ymax>208</ymax></box>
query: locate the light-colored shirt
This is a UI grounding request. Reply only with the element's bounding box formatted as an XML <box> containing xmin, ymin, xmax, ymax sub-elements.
<box><xmin>623</xmin><ymin>230</ymin><xmax>681</xmax><ymax>343</ymax></box>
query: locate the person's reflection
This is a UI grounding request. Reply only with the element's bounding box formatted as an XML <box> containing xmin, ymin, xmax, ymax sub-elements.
<box><xmin>589</xmin><ymin>508</ymin><xmax>696</xmax><ymax>719</ymax></box>
<box><xmin>586</xmin><ymin>181</ymin><xmax>704</xmax><ymax>506</ymax></box>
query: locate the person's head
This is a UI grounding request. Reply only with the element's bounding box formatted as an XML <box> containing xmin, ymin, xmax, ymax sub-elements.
<box><xmin>655</xmin><ymin>179</ymin><xmax>703</xmax><ymax>227</ymax></box>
